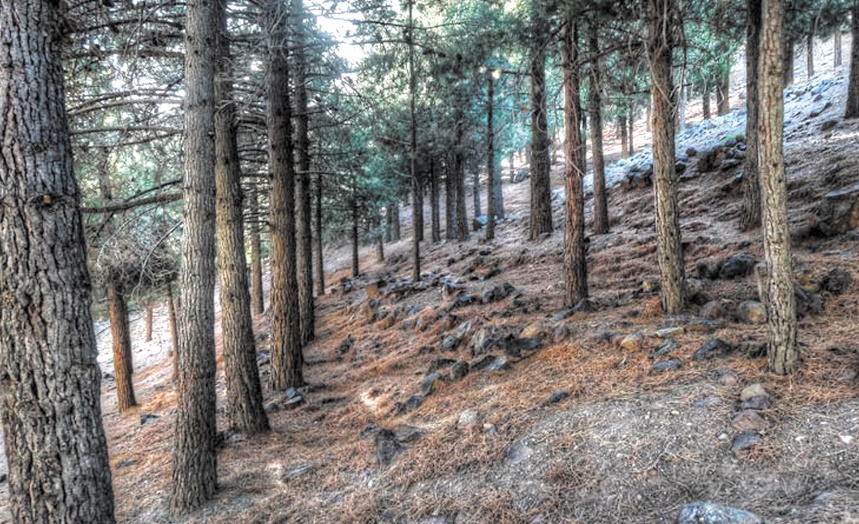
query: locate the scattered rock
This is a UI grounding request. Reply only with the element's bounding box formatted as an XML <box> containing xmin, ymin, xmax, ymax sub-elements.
<box><xmin>482</xmin><ymin>282</ymin><xmax>517</xmax><ymax>303</ymax></box>
<box><xmin>731</xmin><ymin>432</ymin><xmax>762</xmax><ymax>456</ymax></box>
<box><xmin>373</xmin><ymin>429</ymin><xmax>402</xmax><ymax>466</ymax></box>
<box><xmin>739</xmin><ymin>396</ymin><xmax>772</xmax><ymax>411</ymax></box>
<box><xmin>442</xmin><ymin>334</ymin><xmax>460</xmax><ymax>351</ymax></box>
<box><xmin>731</xmin><ymin>410</ymin><xmax>769</xmax><ymax>433</ymax></box>
<box><xmin>450</xmin><ymin>360</ymin><xmax>470</xmax><ymax>381</ymax></box>
<box><xmin>520</xmin><ymin>322</ymin><xmax>544</xmax><ymax>340</ymax></box>
<box><xmin>795</xmin><ymin>287</ymin><xmax>824</xmax><ymax>318</ymax></box>
<box><xmin>487</xmin><ymin>356</ymin><xmax>511</xmax><ymax>372</ymax></box>
<box><xmin>740</xmin><ymin>383</ymin><xmax>768</xmax><ymax>401</ymax></box>
<box><xmin>821</xmin><ymin>268</ymin><xmax>853</xmax><ymax>295</ymax></box>
<box><xmin>692</xmin><ymin>397</ymin><xmax>723</xmax><ymax>408</ymax></box>
<box><xmin>821</xmin><ymin>119</ymin><xmax>838</xmax><ymax>132</ymax></box>
<box><xmin>655</xmin><ymin>326</ymin><xmax>684</xmax><ymax>338</ymax></box>
<box><xmin>505</xmin><ymin>442</ymin><xmax>534</xmax><ymax>466</ymax></box>
<box><xmin>359</xmin><ymin>299</ymin><xmax>381</xmax><ymax>323</ymax></box>
<box><xmin>470</xmin><ymin>354</ymin><xmax>498</xmax><ymax>371</ymax></box>
<box><xmin>394</xmin><ymin>395</ymin><xmax>424</xmax><ymax>414</ymax></box>
<box><xmin>140</xmin><ymin>414</ymin><xmax>159</xmax><ymax>426</ymax></box>
<box><xmin>549</xmin><ymin>391</ymin><xmax>570</xmax><ymax>404</ymax></box>
<box><xmin>651</xmin><ymin>359</ymin><xmax>683</xmax><ymax>372</ymax></box>
<box><xmin>552</xmin><ymin>298</ymin><xmax>597</xmax><ymax>321</ymax></box>
<box><xmin>458</xmin><ymin>409</ymin><xmax>484</xmax><ymax>429</ymax></box>
<box><xmin>717</xmin><ymin>369</ymin><xmax>739</xmax><ymax>386</ymax></box>
<box><xmin>678</xmin><ymin>502</ymin><xmax>763</xmax><ymax>524</ymax></box>
<box><xmin>471</xmin><ymin>327</ymin><xmax>495</xmax><ymax>354</ymax></box>
<box><xmin>693</xmin><ymin>339</ymin><xmax>734</xmax><ymax>360</ymax></box>
<box><xmin>420</xmin><ymin>373</ymin><xmax>442</xmax><ymax>397</ymax></box>
<box><xmin>701</xmin><ymin>300</ymin><xmax>728</xmax><ymax>320</ymax></box>
<box><xmin>809</xmin><ymin>100</ymin><xmax>832</xmax><ymax>117</ymax></box>
<box><xmin>394</xmin><ymin>424</ymin><xmax>424</xmax><ymax>443</ymax></box>
<box><xmin>553</xmin><ymin>324</ymin><xmax>570</xmax><ymax>343</ymax></box>
<box><xmin>427</xmin><ymin>357</ymin><xmax>457</xmax><ymax>373</ymax></box>
<box><xmin>719</xmin><ymin>253</ymin><xmax>757</xmax><ymax>279</ymax></box>
<box><xmin>653</xmin><ymin>338</ymin><xmax>681</xmax><ymax>358</ymax></box>
<box><xmin>500</xmin><ymin>335</ymin><xmax>541</xmax><ymax>357</ymax></box>
<box><xmin>620</xmin><ymin>333</ymin><xmax>643</xmax><ymax>351</ymax></box>
<box><xmin>451</xmin><ymin>294</ymin><xmax>478</xmax><ymax>309</ymax></box>
<box><xmin>736</xmin><ymin>301</ymin><xmax>766</xmax><ymax>324</ymax></box>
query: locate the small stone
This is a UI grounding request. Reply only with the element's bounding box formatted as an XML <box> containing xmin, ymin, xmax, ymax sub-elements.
<box><xmin>700</xmin><ymin>300</ymin><xmax>728</xmax><ymax>320</ymax></box>
<box><xmin>740</xmin><ymin>383</ymin><xmax>768</xmax><ymax>401</ymax></box>
<box><xmin>471</xmin><ymin>327</ymin><xmax>495</xmax><ymax>354</ymax></box>
<box><xmin>442</xmin><ymin>334</ymin><xmax>460</xmax><ymax>351</ymax></box>
<box><xmin>116</xmin><ymin>459</ymin><xmax>136</xmax><ymax>468</ymax></box>
<box><xmin>620</xmin><ymin>333</ymin><xmax>642</xmax><ymax>351</ymax></box>
<box><xmin>487</xmin><ymin>356</ymin><xmax>510</xmax><ymax>372</ymax></box>
<box><xmin>822</xmin><ymin>268</ymin><xmax>853</xmax><ymax>295</ymax></box>
<box><xmin>731</xmin><ymin>410</ymin><xmax>769</xmax><ymax>432</ymax></box>
<box><xmin>482</xmin><ymin>282</ymin><xmax>517</xmax><ymax>303</ymax></box>
<box><xmin>450</xmin><ymin>360</ymin><xmax>470</xmax><ymax>380</ymax></box>
<box><xmin>229</xmin><ymin>433</ymin><xmax>247</xmax><ymax>443</ymax></box>
<box><xmin>427</xmin><ymin>357</ymin><xmax>457</xmax><ymax>373</ymax></box>
<box><xmin>718</xmin><ymin>369</ymin><xmax>739</xmax><ymax>386</ymax></box>
<box><xmin>394</xmin><ymin>424</ymin><xmax>424</xmax><ymax>443</ymax></box>
<box><xmin>505</xmin><ymin>442</ymin><xmax>534</xmax><ymax>466</ymax></box>
<box><xmin>520</xmin><ymin>322</ymin><xmax>544</xmax><ymax>340</ymax></box>
<box><xmin>420</xmin><ymin>373</ymin><xmax>442</xmax><ymax>397</ymax></box>
<box><xmin>140</xmin><ymin>414</ymin><xmax>159</xmax><ymax>426</ymax></box>
<box><xmin>336</xmin><ymin>335</ymin><xmax>355</xmax><ymax>357</ymax></box>
<box><xmin>458</xmin><ymin>409</ymin><xmax>484</xmax><ymax>429</ymax></box>
<box><xmin>739</xmin><ymin>396</ymin><xmax>772</xmax><ymax>410</ymax></box>
<box><xmin>284</xmin><ymin>395</ymin><xmax>305</xmax><ymax>409</ymax></box>
<box><xmin>470</xmin><ymin>354</ymin><xmax>498</xmax><ymax>371</ymax></box>
<box><xmin>693</xmin><ymin>338</ymin><xmax>734</xmax><ymax>360</ymax></box>
<box><xmin>373</xmin><ymin>429</ymin><xmax>401</xmax><ymax>466</ymax></box>
<box><xmin>651</xmin><ymin>359</ymin><xmax>683</xmax><ymax>372</ymax></box>
<box><xmin>656</xmin><ymin>326</ymin><xmax>684</xmax><ymax>338</ymax></box>
<box><xmin>795</xmin><ymin>287</ymin><xmax>825</xmax><ymax>318</ymax></box>
<box><xmin>731</xmin><ymin>432</ymin><xmax>762</xmax><ymax>456</ymax></box>
<box><xmin>549</xmin><ymin>390</ymin><xmax>570</xmax><ymax>403</ymax></box>
<box><xmin>395</xmin><ymin>395</ymin><xmax>424</xmax><ymax>414</ymax></box>
<box><xmin>653</xmin><ymin>339</ymin><xmax>680</xmax><ymax>358</ymax></box>
<box><xmin>678</xmin><ymin>502</ymin><xmax>762</xmax><ymax>524</ymax></box>
<box><xmin>553</xmin><ymin>324</ymin><xmax>570</xmax><ymax>343</ymax></box>
<box><xmin>736</xmin><ymin>300</ymin><xmax>766</xmax><ymax>324</ymax></box>
<box><xmin>840</xmin><ymin>435</ymin><xmax>854</xmax><ymax>445</ymax></box>
<box><xmin>692</xmin><ymin>397</ymin><xmax>722</xmax><ymax>408</ymax></box>
<box><xmin>719</xmin><ymin>253</ymin><xmax>757</xmax><ymax>279</ymax></box>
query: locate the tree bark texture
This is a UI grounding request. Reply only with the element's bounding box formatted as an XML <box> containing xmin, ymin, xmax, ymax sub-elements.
<box><xmin>445</xmin><ymin>161</ymin><xmax>456</xmax><ymax>239</ymax></box>
<box><xmin>214</xmin><ymin>0</ymin><xmax>269</xmax><ymax>436</ymax></box>
<box><xmin>648</xmin><ymin>0</ymin><xmax>686</xmax><ymax>314</ymax></box>
<box><xmin>430</xmin><ymin>160</ymin><xmax>441</xmax><ymax>242</ymax></box>
<box><xmin>314</xmin><ymin>170</ymin><xmax>325</xmax><ymax>296</ymax></box>
<box><xmin>741</xmin><ymin>0</ymin><xmax>763</xmax><ymax>231</ymax></box>
<box><xmin>145</xmin><ymin>305</ymin><xmax>154</xmax><ymax>342</ymax></box>
<box><xmin>486</xmin><ymin>73</ymin><xmax>496</xmax><ymax>241</ymax></box>
<box><xmin>806</xmin><ymin>33</ymin><xmax>814</xmax><ymax>78</ymax></box>
<box><xmin>783</xmin><ymin>40</ymin><xmax>794</xmax><ymax>85</ymax></box>
<box><xmin>835</xmin><ymin>29</ymin><xmax>843</xmax><ymax>67</ymax></box>
<box><xmin>107</xmin><ymin>282</ymin><xmax>137</xmax><ymax>411</ymax></box>
<box><xmin>267</xmin><ymin>0</ymin><xmax>304</xmax><ymax>391</ymax></box>
<box><xmin>619</xmin><ymin>115</ymin><xmax>629</xmax><ymax>157</ymax></box>
<box><xmin>529</xmin><ymin>2</ymin><xmax>553</xmax><ymax>240</ymax></box>
<box><xmin>563</xmin><ymin>17</ymin><xmax>588</xmax><ymax>307</ymax></box>
<box><xmin>846</xmin><ymin>1</ymin><xmax>859</xmax><ymax>118</ymax></box>
<box><xmin>170</xmin><ymin>0</ymin><xmax>219</xmax><ymax>512</ymax></box>
<box><xmin>293</xmin><ymin>0</ymin><xmax>315</xmax><ymax>345</ymax></box>
<box><xmin>167</xmin><ymin>283</ymin><xmax>179</xmax><ymax>383</ymax></box>
<box><xmin>759</xmin><ymin>0</ymin><xmax>798</xmax><ymax>375</ymax></box>
<box><xmin>628</xmin><ymin>110</ymin><xmax>635</xmax><ymax>153</ymax></box>
<box><xmin>702</xmin><ymin>83</ymin><xmax>711</xmax><ymax>119</ymax></box>
<box><xmin>588</xmin><ymin>21</ymin><xmax>609</xmax><ymax>235</ymax></box>
<box><xmin>717</xmin><ymin>73</ymin><xmax>731</xmax><ymax>115</ymax></box>
<box><xmin>351</xmin><ymin>194</ymin><xmax>359</xmax><ymax>277</ymax></box>
<box><xmin>0</xmin><ymin>5</ymin><xmax>118</xmax><ymax>518</ymax></box>
<box><xmin>249</xmin><ymin>188</ymin><xmax>265</xmax><ymax>315</ymax></box>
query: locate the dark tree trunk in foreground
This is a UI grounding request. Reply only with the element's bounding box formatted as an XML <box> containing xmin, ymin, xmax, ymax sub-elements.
<box><xmin>648</xmin><ymin>0</ymin><xmax>686</xmax><ymax>314</ymax></box>
<box><xmin>741</xmin><ymin>0</ymin><xmax>763</xmax><ymax>231</ymax></box>
<box><xmin>267</xmin><ymin>0</ymin><xmax>304</xmax><ymax>390</ymax></box>
<box><xmin>846</xmin><ymin>0</ymin><xmax>859</xmax><ymax>118</ymax></box>
<box><xmin>167</xmin><ymin>283</ymin><xmax>179</xmax><ymax>383</ymax></box>
<box><xmin>315</xmin><ymin>171</ymin><xmax>326</xmax><ymax>295</ymax></box>
<box><xmin>759</xmin><ymin>0</ymin><xmax>798</xmax><ymax>375</ymax></box>
<box><xmin>563</xmin><ymin>16</ymin><xmax>588</xmax><ymax>307</ymax></box>
<box><xmin>214</xmin><ymin>0</ymin><xmax>269</xmax><ymax>436</ymax></box>
<box><xmin>493</xmin><ymin>156</ymin><xmax>505</xmax><ymax>219</ymax></box>
<box><xmin>171</xmin><ymin>0</ymin><xmax>219</xmax><ymax>512</ymax></box>
<box><xmin>294</xmin><ymin>0</ymin><xmax>315</xmax><ymax>345</ymax></box>
<box><xmin>529</xmin><ymin>2</ymin><xmax>553</xmax><ymax>239</ymax></box>
<box><xmin>628</xmin><ymin>110</ymin><xmax>635</xmax><ymax>153</ymax></box>
<box><xmin>589</xmin><ymin>21</ymin><xmax>609</xmax><ymax>235</ymax></box>
<box><xmin>486</xmin><ymin>72</ymin><xmax>497</xmax><ymax>241</ymax></box>
<box><xmin>107</xmin><ymin>281</ymin><xmax>137</xmax><ymax>411</ymax></box>
<box><xmin>408</xmin><ymin>0</ymin><xmax>421</xmax><ymax>280</ymax></box>
<box><xmin>0</xmin><ymin>3</ymin><xmax>116</xmax><ymax>520</ymax></box>
<box><xmin>249</xmin><ymin>188</ymin><xmax>265</xmax><ymax>315</ymax></box>
<box><xmin>145</xmin><ymin>305</ymin><xmax>154</xmax><ymax>342</ymax></box>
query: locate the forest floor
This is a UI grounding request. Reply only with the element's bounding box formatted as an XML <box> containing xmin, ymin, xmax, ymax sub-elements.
<box><xmin>2</xmin><ymin>42</ymin><xmax>859</xmax><ymax>524</ymax></box>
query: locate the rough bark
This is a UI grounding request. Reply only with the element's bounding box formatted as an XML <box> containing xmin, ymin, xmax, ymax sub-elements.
<box><xmin>806</xmin><ymin>32</ymin><xmax>814</xmax><ymax>78</ymax></box>
<box><xmin>145</xmin><ymin>305</ymin><xmax>154</xmax><ymax>342</ymax></box>
<box><xmin>563</xmin><ymin>16</ymin><xmax>588</xmax><ymax>307</ymax></box>
<box><xmin>702</xmin><ymin>83</ymin><xmax>711</xmax><ymax>119</ymax></box>
<box><xmin>648</xmin><ymin>0</ymin><xmax>686</xmax><ymax>314</ymax></box>
<box><xmin>628</xmin><ymin>110</ymin><xmax>635</xmax><ymax>153</ymax></box>
<box><xmin>214</xmin><ymin>0</ymin><xmax>269</xmax><ymax>436</ymax></box>
<box><xmin>107</xmin><ymin>281</ymin><xmax>137</xmax><ymax>411</ymax></box>
<box><xmin>529</xmin><ymin>5</ymin><xmax>553</xmax><ymax>240</ymax></box>
<box><xmin>588</xmin><ymin>21</ymin><xmax>609</xmax><ymax>235</ymax></box>
<box><xmin>717</xmin><ymin>73</ymin><xmax>731</xmax><ymax>115</ymax></box>
<box><xmin>445</xmin><ymin>160</ymin><xmax>457</xmax><ymax>239</ymax></box>
<box><xmin>486</xmin><ymin>73</ymin><xmax>496</xmax><ymax>241</ymax></box>
<box><xmin>0</xmin><ymin>2</ymin><xmax>116</xmax><ymax>520</ymax></box>
<box><xmin>267</xmin><ymin>0</ymin><xmax>304</xmax><ymax>390</ymax></box>
<box><xmin>835</xmin><ymin>29</ymin><xmax>843</xmax><ymax>67</ymax></box>
<box><xmin>249</xmin><ymin>188</ymin><xmax>265</xmax><ymax>315</ymax></box>
<box><xmin>391</xmin><ymin>201</ymin><xmax>401</xmax><ymax>241</ymax></box>
<box><xmin>472</xmin><ymin>170</ymin><xmax>482</xmax><ymax>223</ymax></box>
<box><xmin>493</xmin><ymin>155</ymin><xmax>505</xmax><ymax>219</ymax></box>
<box><xmin>741</xmin><ymin>0</ymin><xmax>763</xmax><ymax>231</ymax></box>
<box><xmin>167</xmin><ymin>283</ymin><xmax>179</xmax><ymax>383</ymax></box>
<box><xmin>293</xmin><ymin>0</ymin><xmax>314</xmax><ymax>345</ymax></box>
<box><xmin>408</xmin><ymin>0</ymin><xmax>421</xmax><ymax>281</ymax></box>
<box><xmin>430</xmin><ymin>160</ymin><xmax>441</xmax><ymax>242</ymax></box>
<box><xmin>619</xmin><ymin>115</ymin><xmax>629</xmax><ymax>157</ymax></box>
<box><xmin>846</xmin><ymin>1</ymin><xmax>859</xmax><ymax>118</ymax></box>
<box><xmin>170</xmin><ymin>0</ymin><xmax>219</xmax><ymax>512</ymax></box>
<box><xmin>759</xmin><ymin>0</ymin><xmax>798</xmax><ymax>375</ymax></box>
<box><xmin>783</xmin><ymin>40</ymin><xmax>794</xmax><ymax>85</ymax></box>
<box><xmin>351</xmin><ymin>193</ymin><xmax>359</xmax><ymax>277</ymax></box>
<box><xmin>314</xmin><ymin>170</ymin><xmax>325</xmax><ymax>296</ymax></box>
<box><xmin>454</xmin><ymin>57</ymin><xmax>469</xmax><ymax>242</ymax></box>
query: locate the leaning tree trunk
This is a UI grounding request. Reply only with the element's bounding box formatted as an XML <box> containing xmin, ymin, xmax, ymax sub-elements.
<box><xmin>486</xmin><ymin>72</ymin><xmax>497</xmax><ymax>241</ymax></box>
<box><xmin>214</xmin><ymin>0</ymin><xmax>269</xmax><ymax>436</ymax></box>
<box><xmin>171</xmin><ymin>0</ymin><xmax>219</xmax><ymax>512</ymax></box>
<box><xmin>846</xmin><ymin>0</ymin><xmax>859</xmax><ymax>118</ymax></box>
<box><xmin>649</xmin><ymin>0</ymin><xmax>686</xmax><ymax>314</ymax></box>
<box><xmin>563</xmin><ymin>16</ymin><xmax>588</xmax><ymax>307</ymax></box>
<box><xmin>293</xmin><ymin>0</ymin><xmax>315</xmax><ymax>345</ymax></box>
<box><xmin>589</xmin><ymin>20</ymin><xmax>609</xmax><ymax>235</ymax></box>
<box><xmin>107</xmin><ymin>281</ymin><xmax>137</xmax><ymax>411</ymax></box>
<box><xmin>741</xmin><ymin>0</ymin><xmax>763</xmax><ymax>231</ymax></box>
<box><xmin>759</xmin><ymin>0</ymin><xmax>798</xmax><ymax>375</ymax></box>
<box><xmin>0</xmin><ymin>3</ymin><xmax>116</xmax><ymax>521</ymax></box>
<box><xmin>267</xmin><ymin>0</ymin><xmax>303</xmax><ymax>390</ymax></box>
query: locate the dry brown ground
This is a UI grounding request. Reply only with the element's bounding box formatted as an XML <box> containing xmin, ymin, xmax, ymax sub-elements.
<box><xmin>1</xmin><ymin>37</ymin><xmax>858</xmax><ymax>524</ymax></box>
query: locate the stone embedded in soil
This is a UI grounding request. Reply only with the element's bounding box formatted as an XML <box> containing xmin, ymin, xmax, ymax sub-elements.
<box><xmin>552</xmin><ymin>298</ymin><xmax>597</xmax><ymax>321</ymax></box>
<box><xmin>718</xmin><ymin>253</ymin><xmax>757</xmax><ymax>280</ymax></box>
<box><xmin>487</xmin><ymin>356</ymin><xmax>511</xmax><ymax>372</ymax></box>
<box><xmin>457</xmin><ymin>409</ymin><xmax>484</xmax><ymax>429</ymax></box>
<box><xmin>739</xmin><ymin>396</ymin><xmax>772</xmax><ymax>411</ymax></box>
<box><xmin>450</xmin><ymin>360</ymin><xmax>470</xmax><ymax>381</ymax></box>
<box><xmin>553</xmin><ymin>323</ymin><xmax>570</xmax><ymax>343</ymax></box>
<box><xmin>731</xmin><ymin>432</ymin><xmax>762</xmax><ymax>456</ymax></box>
<box><xmin>652</xmin><ymin>339</ymin><xmax>681</xmax><ymax>359</ymax></box>
<box><xmin>740</xmin><ymin>383</ymin><xmax>768</xmax><ymax>401</ymax></box>
<box><xmin>655</xmin><ymin>326</ymin><xmax>685</xmax><ymax>338</ymax></box>
<box><xmin>692</xmin><ymin>397</ymin><xmax>723</xmax><ymax>409</ymax></box>
<box><xmin>470</xmin><ymin>354</ymin><xmax>498</xmax><ymax>371</ymax></box>
<box><xmin>336</xmin><ymin>334</ymin><xmax>355</xmax><ymax>358</ymax></box>
<box><xmin>678</xmin><ymin>502</ymin><xmax>763</xmax><ymax>524</ymax></box>
<box><xmin>373</xmin><ymin>429</ymin><xmax>402</xmax><ymax>466</ymax></box>
<box><xmin>395</xmin><ymin>395</ymin><xmax>424</xmax><ymax>415</ymax></box>
<box><xmin>442</xmin><ymin>334</ymin><xmax>460</xmax><ymax>351</ymax></box>
<box><xmin>426</xmin><ymin>357</ymin><xmax>457</xmax><ymax>373</ymax></box>
<box><xmin>282</xmin><ymin>464</ymin><xmax>315</xmax><ymax>482</ymax></box>
<box><xmin>504</xmin><ymin>442</ymin><xmax>534</xmax><ymax>466</ymax></box>
<box><xmin>693</xmin><ymin>338</ymin><xmax>735</xmax><ymax>360</ymax></box>
<box><xmin>140</xmin><ymin>414</ymin><xmax>159</xmax><ymax>426</ymax></box>
<box><xmin>471</xmin><ymin>327</ymin><xmax>495</xmax><ymax>354</ymax></box>
<box><xmin>500</xmin><ymin>335</ymin><xmax>541</xmax><ymax>357</ymax></box>
<box><xmin>620</xmin><ymin>333</ymin><xmax>643</xmax><ymax>352</ymax></box>
<box><xmin>651</xmin><ymin>358</ymin><xmax>683</xmax><ymax>373</ymax></box>
<box><xmin>420</xmin><ymin>373</ymin><xmax>442</xmax><ymax>397</ymax></box>
<box><xmin>731</xmin><ymin>410</ymin><xmax>769</xmax><ymax>433</ymax></box>
<box><xmin>795</xmin><ymin>287</ymin><xmax>825</xmax><ymax>318</ymax></box>
<box><xmin>549</xmin><ymin>391</ymin><xmax>570</xmax><ymax>404</ymax></box>
<box><xmin>520</xmin><ymin>322</ymin><xmax>544</xmax><ymax>340</ymax></box>
<box><xmin>482</xmin><ymin>282</ymin><xmax>517</xmax><ymax>304</ymax></box>
<box><xmin>821</xmin><ymin>268</ymin><xmax>853</xmax><ymax>295</ymax></box>
<box><xmin>701</xmin><ymin>300</ymin><xmax>728</xmax><ymax>320</ymax></box>
<box><xmin>394</xmin><ymin>424</ymin><xmax>424</xmax><ymax>443</ymax></box>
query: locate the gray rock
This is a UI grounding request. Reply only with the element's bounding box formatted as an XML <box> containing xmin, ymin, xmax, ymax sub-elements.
<box><xmin>283</xmin><ymin>464</ymin><xmax>314</xmax><ymax>482</ymax></box>
<box><xmin>549</xmin><ymin>391</ymin><xmax>570</xmax><ymax>403</ymax></box>
<box><xmin>427</xmin><ymin>357</ymin><xmax>457</xmax><ymax>373</ymax></box>
<box><xmin>731</xmin><ymin>432</ymin><xmax>762</xmax><ymax>456</ymax></box>
<box><xmin>719</xmin><ymin>253</ymin><xmax>757</xmax><ymax>279</ymax></box>
<box><xmin>552</xmin><ymin>298</ymin><xmax>597</xmax><ymax>321</ymax></box>
<box><xmin>505</xmin><ymin>442</ymin><xmax>534</xmax><ymax>466</ymax></box>
<box><xmin>692</xmin><ymin>397</ymin><xmax>723</xmax><ymax>408</ymax></box>
<box><xmin>736</xmin><ymin>301</ymin><xmax>766</xmax><ymax>324</ymax></box>
<box><xmin>700</xmin><ymin>300</ymin><xmax>728</xmax><ymax>320</ymax></box>
<box><xmin>482</xmin><ymin>282</ymin><xmax>517</xmax><ymax>304</ymax></box>
<box><xmin>739</xmin><ymin>396</ymin><xmax>772</xmax><ymax>411</ymax></box>
<box><xmin>373</xmin><ymin>429</ymin><xmax>401</xmax><ymax>466</ymax></box>
<box><xmin>653</xmin><ymin>339</ymin><xmax>681</xmax><ymax>358</ymax></box>
<box><xmin>420</xmin><ymin>373</ymin><xmax>442</xmax><ymax>397</ymax></box>
<box><xmin>140</xmin><ymin>414</ymin><xmax>159</xmax><ymax>426</ymax></box>
<box><xmin>795</xmin><ymin>287</ymin><xmax>824</xmax><ymax>318</ymax></box>
<box><xmin>487</xmin><ymin>356</ymin><xmax>510</xmax><ymax>372</ymax></box>
<box><xmin>442</xmin><ymin>334</ymin><xmax>460</xmax><ymax>351</ymax></box>
<box><xmin>458</xmin><ymin>409</ymin><xmax>484</xmax><ymax>429</ymax></box>
<box><xmin>553</xmin><ymin>324</ymin><xmax>570</xmax><ymax>343</ymax></box>
<box><xmin>394</xmin><ymin>395</ymin><xmax>424</xmax><ymax>414</ymax></box>
<box><xmin>450</xmin><ymin>360</ymin><xmax>470</xmax><ymax>380</ymax></box>
<box><xmin>471</xmin><ymin>354</ymin><xmax>498</xmax><ymax>371</ymax></box>
<box><xmin>693</xmin><ymin>339</ymin><xmax>735</xmax><ymax>360</ymax></box>
<box><xmin>822</xmin><ymin>268</ymin><xmax>853</xmax><ymax>295</ymax></box>
<box><xmin>471</xmin><ymin>327</ymin><xmax>495</xmax><ymax>354</ymax></box>
<box><xmin>336</xmin><ymin>334</ymin><xmax>355</xmax><ymax>357</ymax></box>
<box><xmin>651</xmin><ymin>358</ymin><xmax>683</xmax><ymax>372</ymax></box>
<box><xmin>678</xmin><ymin>502</ymin><xmax>762</xmax><ymax>524</ymax></box>
<box><xmin>740</xmin><ymin>383</ymin><xmax>768</xmax><ymax>401</ymax></box>
<box><xmin>394</xmin><ymin>424</ymin><xmax>424</xmax><ymax>443</ymax></box>
<box><xmin>731</xmin><ymin>410</ymin><xmax>769</xmax><ymax>432</ymax></box>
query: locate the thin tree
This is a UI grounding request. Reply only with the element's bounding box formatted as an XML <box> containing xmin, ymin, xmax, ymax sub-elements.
<box><xmin>563</xmin><ymin>15</ymin><xmax>588</xmax><ymax>307</ymax></box>
<box><xmin>588</xmin><ymin>19</ymin><xmax>609</xmax><ymax>235</ymax></box>
<box><xmin>409</xmin><ymin>0</ymin><xmax>421</xmax><ymax>280</ymax></box>
<box><xmin>759</xmin><ymin>0</ymin><xmax>798</xmax><ymax>374</ymax></box>
<box><xmin>214</xmin><ymin>0</ymin><xmax>269</xmax><ymax>435</ymax></box>
<box><xmin>528</xmin><ymin>0</ymin><xmax>553</xmax><ymax>239</ymax></box>
<box><xmin>0</xmin><ymin>1</ymin><xmax>115</xmax><ymax>520</ymax></box>
<box><xmin>170</xmin><ymin>0</ymin><xmax>219</xmax><ymax>511</ymax></box>
<box><xmin>648</xmin><ymin>0</ymin><xmax>686</xmax><ymax>314</ymax></box>
<box><xmin>741</xmin><ymin>0</ymin><xmax>763</xmax><ymax>231</ymax></box>
<box><xmin>846</xmin><ymin>0</ymin><xmax>859</xmax><ymax>118</ymax></box>
<box><xmin>486</xmin><ymin>70</ymin><xmax>497</xmax><ymax>241</ymax></box>
<box><xmin>249</xmin><ymin>186</ymin><xmax>266</xmax><ymax>314</ymax></box>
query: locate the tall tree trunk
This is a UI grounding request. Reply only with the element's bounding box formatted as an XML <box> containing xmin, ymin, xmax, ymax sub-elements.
<box><xmin>145</xmin><ymin>305</ymin><xmax>154</xmax><ymax>342</ymax></box>
<box><xmin>846</xmin><ymin>0</ymin><xmax>859</xmax><ymax>118</ymax></box>
<box><xmin>314</xmin><ymin>170</ymin><xmax>325</xmax><ymax>295</ymax></box>
<box><xmin>486</xmin><ymin>72</ymin><xmax>497</xmax><ymax>241</ymax></box>
<box><xmin>267</xmin><ymin>0</ymin><xmax>303</xmax><ymax>391</ymax></box>
<box><xmin>619</xmin><ymin>115</ymin><xmax>629</xmax><ymax>157</ymax></box>
<box><xmin>445</xmin><ymin>160</ymin><xmax>457</xmax><ymax>239</ymax></box>
<box><xmin>0</xmin><ymin>2</ymin><xmax>115</xmax><ymax>521</ymax></box>
<box><xmin>806</xmin><ymin>32</ymin><xmax>814</xmax><ymax>78</ymax></box>
<box><xmin>717</xmin><ymin>73</ymin><xmax>731</xmax><ymax>115</ymax></box>
<box><xmin>628</xmin><ymin>111</ymin><xmax>635</xmax><ymax>154</ymax></box>
<box><xmin>415</xmin><ymin>174</ymin><xmax>425</xmax><ymax>242</ymax></box>
<box><xmin>589</xmin><ymin>21</ymin><xmax>609</xmax><ymax>235</ymax></box>
<box><xmin>167</xmin><ymin>283</ymin><xmax>179</xmax><ymax>383</ymax></box>
<box><xmin>351</xmin><ymin>194</ymin><xmax>359</xmax><ymax>277</ymax></box>
<box><xmin>759</xmin><ymin>0</ymin><xmax>798</xmax><ymax>375</ymax></box>
<box><xmin>493</xmin><ymin>155</ymin><xmax>505</xmax><ymax>219</ymax></box>
<box><xmin>741</xmin><ymin>0</ymin><xmax>763</xmax><ymax>231</ymax></box>
<box><xmin>171</xmin><ymin>0</ymin><xmax>219</xmax><ymax>511</ymax></box>
<box><xmin>783</xmin><ymin>40</ymin><xmax>794</xmax><ymax>85</ymax></box>
<box><xmin>835</xmin><ymin>29</ymin><xmax>843</xmax><ymax>67</ymax></box>
<box><xmin>107</xmin><ymin>282</ymin><xmax>137</xmax><ymax>411</ymax></box>
<box><xmin>249</xmin><ymin>188</ymin><xmax>265</xmax><ymax>315</ymax></box>
<box><xmin>430</xmin><ymin>159</ymin><xmax>441</xmax><ymax>241</ymax></box>
<box><xmin>563</xmin><ymin>16</ymin><xmax>588</xmax><ymax>306</ymax></box>
<box><xmin>293</xmin><ymin>0</ymin><xmax>314</xmax><ymax>345</ymax></box>
<box><xmin>648</xmin><ymin>0</ymin><xmax>686</xmax><ymax>314</ymax></box>
<box><xmin>529</xmin><ymin>2</ymin><xmax>553</xmax><ymax>239</ymax></box>
<box><xmin>391</xmin><ymin>201</ymin><xmax>401</xmax><ymax>241</ymax></box>
<box><xmin>702</xmin><ymin>83</ymin><xmax>711</xmax><ymax>119</ymax></box>
<box><xmin>408</xmin><ymin>0</ymin><xmax>421</xmax><ymax>281</ymax></box>
<box><xmin>454</xmin><ymin>58</ymin><xmax>469</xmax><ymax>242</ymax></box>
<box><xmin>472</xmin><ymin>169</ymin><xmax>482</xmax><ymax>222</ymax></box>
<box><xmin>214</xmin><ymin>0</ymin><xmax>269</xmax><ymax>436</ymax></box>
